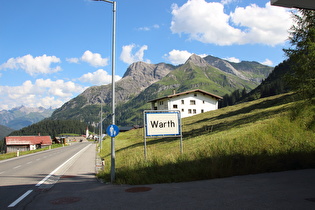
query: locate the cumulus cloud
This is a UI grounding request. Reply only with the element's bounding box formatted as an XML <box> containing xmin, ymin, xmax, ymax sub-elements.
<box><xmin>0</xmin><ymin>54</ymin><xmax>61</xmax><ymax>76</ymax></box>
<box><xmin>164</xmin><ymin>49</ymin><xmax>208</xmax><ymax>65</ymax></box>
<box><xmin>81</xmin><ymin>50</ymin><xmax>108</xmax><ymax>67</ymax></box>
<box><xmin>224</xmin><ymin>57</ymin><xmax>241</xmax><ymax>63</ymax></box>
<box><xmin>120</xmin><ymin>44</ymin><xmax>150</xmax><ymax>64</ymax></box>
<box><xmin>170</xmin><ymin>0</ymin><xmax>292</xmax><ymax>46</ymax></box>
<box><xmin>164</xmin><ymin>50</ymin><xmax>192</xmax><ymax>65</ymax></box>
<box><xmin>78</xmin><ymin>69</ymin><xmax>122</xmax><ymax>86</ymax></box>
<box><xmin>0</xmin><ymin>79</ymin><xmax>87</xmax><ymax>110</ymax></box>
<box><xmin>261</xmin><ymin>59</ymin><xmax>273</xmax><ymax>66</ymax></box>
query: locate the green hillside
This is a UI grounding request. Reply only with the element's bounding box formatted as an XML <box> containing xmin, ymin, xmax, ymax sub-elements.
<box><xmin>98</xmin><ymin>93</ymin><xmax>315</xmax><ymax>184</ymax></box>
<box><xmin>115</xmin><ymin>61</ymin><xmax>257</xmax><ymax>126</ymax></box>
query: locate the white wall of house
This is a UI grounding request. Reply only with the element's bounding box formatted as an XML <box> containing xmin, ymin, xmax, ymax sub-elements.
<box><xmin>152</xmin><ymin>92</ymin><xmax>219</xmax><ymax>118</ymax></box>
<box><xmin>30</xmin><ymin>144</ymin><xmax>36</xmax><ymax>150</ymax></box>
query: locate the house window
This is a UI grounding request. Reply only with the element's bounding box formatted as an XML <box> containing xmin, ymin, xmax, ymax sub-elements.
<box><xmin>173</xmin><ymin>104</ymin><xmax>178</xmax><ymax>109</ymax></box>
<box><xmin>190</xmin><ymin>100</ymin><xmax>196</xmax><ymax>105</ymax></box>
<box><xmin>194</xmin><ymin>93</ymin><xmax>197</xmax><ymax>97</ymax></box>
<box><xmin>201</xmin><ymin>109</ymin><xmax>204</xmax><ymax>113</ymax></box>
<box><xmin>188</xmin><ymin>109</ymin><xmax>192</xmax><ymax>114</ymax></box>
<box><xmin>193</xmin><ymin>109</ymin><xmax>196</xmax><ymax>114</ymax></box>
<box><xmin>181</xmin><ymin>100</ymin><xmax>184</xmax><ymax>104</ymax></box>
<box><xmin>203</xmin><ymin>100</ymin><xmax>205</xmax><ymax>104</ymax></box>
<box><xmin>159</xmin><ymin>101</ymin><xmax>163</xmax><ymax>105</ymax></box>
<box><xmin>181</xmin><ymin>109</ymin><xmax>184</xmax><ymax>112</ymax></box>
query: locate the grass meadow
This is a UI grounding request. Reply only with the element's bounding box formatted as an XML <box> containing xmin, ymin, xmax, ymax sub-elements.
<box><xmin>0</xmin><ymin>144</ymin><xmax>64</xmax><ymax>160</ymax></box>
<box><xmin>98</xmin><ymin>93</ymin><xmax>315</xmax><ymax>184</ymax></box>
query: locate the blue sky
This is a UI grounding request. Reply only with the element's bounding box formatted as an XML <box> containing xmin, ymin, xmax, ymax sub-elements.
<box><xmin>0</xmin><ymin>0</ymin><xmax>294</xmax><ymax>110</ymax></box>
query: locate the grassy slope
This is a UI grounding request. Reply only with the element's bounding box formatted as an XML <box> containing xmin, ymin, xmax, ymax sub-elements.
<box><xmin>99</xmin><ymin>93</ymin><xmax>315</xmax><ymax>184</ymax></box>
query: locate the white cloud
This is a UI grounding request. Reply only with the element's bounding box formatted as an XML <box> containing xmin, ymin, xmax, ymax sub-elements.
<box><xmin>0</xmin><ymin>79</ymin><xmax>87</xmax><ymax>110</ymax></box>
<box><xmin>230</xmin><ymin>3</ymin><xmax>292</xmax><ymax>46</ymax></box>
<box><xmin>164</xmin><ymin>49</ymin><xmax>192</xmax><ymax>65</ymax></box>
<box><xmin>224</xmin><ymin>57</ymin><xmax>241</xmax><ymax>63</ymax></box>
<box><xmin>170</xmin><ymin>0</ymin><xmax>292</xmax><ymax>46</ymax></box>
<box><xmin>120</xmin><ymin>44</ymin><xmax>150</xmax><ymax>64</ymax></box>
<box><xmin>261</xmin><ymin>59</ymin><xmax>273</xmax><ymax>66</ymax></box>
<box><xmin>164</xmin><ymin>49</ymin><xmax>208</xmax><ymax>65</ymax></box>
<box><xmin>138</xmin><ymin>27</ymin><xmax>150</xmax><ymax>31</ymax></box>
<box><xmin>81</xmin><ymin>50</ymin><xmax>108</xmax><ymax>67</ymax></box>
<box><xmin>78</xmin><ymin>69</ymin><xmax>122</xmax><ymax>86</ymax></box>
<box><xmin>0</xmin><ymin>54</ymin><xmax>61</xmax><ymax>76</ymax></box>
<box><xmin>137</xmin><ymin>24</ymin><xmax>160</xmax><ymax>31</ymax></box>
<box><xmin>221</xmin><ymin>0</ymin><xmax>238</xmax><ymax>5</ymax></box>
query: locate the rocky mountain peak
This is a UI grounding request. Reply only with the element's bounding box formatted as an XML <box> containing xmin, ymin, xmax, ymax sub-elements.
<box><xmin>123</xmin><ymin>61</ymin><xmax>173</xmax><ymax>80</ymax></box>
<box><xmin>204</xmin><ymin>55</ymin><xmax>248</xmax><ymax>80</ymax></box>
<box><xmin>185</xmin><ymin>54</ymin><xmax>209</xmax><ymax>67</ymax></box>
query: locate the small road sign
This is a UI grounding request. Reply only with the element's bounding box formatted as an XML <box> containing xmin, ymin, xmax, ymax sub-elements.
<box><xmin>106</xmin><ymin>124</ymin><xmax>120</xmax><ymax>137</ymax></box>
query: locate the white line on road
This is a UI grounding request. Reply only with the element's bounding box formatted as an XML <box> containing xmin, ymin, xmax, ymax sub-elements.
<box><xmin>8</xmin><ymin>144</ymin><xmax>92</xmax><ymax>208</ymax></box>
<box><xmin>36</xmin><ymin>144</ymin><xmax>91</xmax><ymax>187</ymax></box>
<box><xmin>13</xmin><ymin>165</ymin><xmax>21</xmax><ymax>169</ymax></box>
<box><xmin>8</xmin><ymin>190</ymin><xmax>33</xmax><ymax>208</ymax></box>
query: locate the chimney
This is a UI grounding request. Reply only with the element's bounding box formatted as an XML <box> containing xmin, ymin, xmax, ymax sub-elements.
<box><xmin>173</xmin><ymin>89</ymin><xmax>176</xmax><ymax>95</ymax></box>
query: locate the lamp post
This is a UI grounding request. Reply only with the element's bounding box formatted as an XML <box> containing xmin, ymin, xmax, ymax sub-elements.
<box><xmin>92</xmin><ymin>0</ymin><xmax>116</xmax><ymax>183</ymax></box>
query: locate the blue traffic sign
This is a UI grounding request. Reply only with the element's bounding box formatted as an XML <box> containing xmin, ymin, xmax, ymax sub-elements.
<box><xmin>106</xmin><ymin>124</ymin><xmax>119</xmax><ymax>137</ymax></box>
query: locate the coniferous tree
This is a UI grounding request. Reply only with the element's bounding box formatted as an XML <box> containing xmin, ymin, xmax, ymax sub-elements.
<box><xmin>284</xmin><ymin>9</ymin><xmax>315</xmax><ymax>100</ymax></box>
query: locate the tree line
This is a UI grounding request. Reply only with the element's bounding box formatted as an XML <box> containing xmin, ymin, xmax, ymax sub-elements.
<box><xmin>9</xmin><ymin>119</ymin><xmax>91</xmax><ymax>138</ymax></box>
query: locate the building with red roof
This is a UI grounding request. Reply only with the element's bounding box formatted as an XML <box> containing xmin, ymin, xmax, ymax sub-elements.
<box><xmin>4</xmin><ymin>136</ymin><xmax>52</xmax><ymax>153</ymax></box>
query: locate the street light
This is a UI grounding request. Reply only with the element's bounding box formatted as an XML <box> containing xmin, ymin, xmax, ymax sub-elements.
<box><xmin>92</xmin><ymin>0</ymin><xmax>116</xmax><ymax>183</ymax></box>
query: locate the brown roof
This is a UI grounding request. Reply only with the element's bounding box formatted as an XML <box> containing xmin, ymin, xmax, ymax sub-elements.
<box><xmin>5</xmin><ymin>136</ymin><xmax>52</xmax><ymax>145</ymax></box>
<box><xmin>148</xmin><ymin>89</ymin><xmax>223</xmax><ymax>103</ymax></box>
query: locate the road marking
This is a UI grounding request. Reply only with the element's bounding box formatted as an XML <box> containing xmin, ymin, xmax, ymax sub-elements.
<box><xmin>36</xmin><ymin>144</ymin><xmax>91</xmax><ymax>187</ymax></box>
<box><xmin>8</xmin><ymin>190</ymin><xmax>33</xmax><ymax>208</ymax></box>
<box><xmin>26</xmin><ymin>161</ymin><xmax>32</xmax><ymax>165</ymax></box>
<box><xmin>13</xmin><ymin>165</ymin><xmax>21</xmax><ymax>169</ymax></box>
<box><xmin>0</xmin><ymin>171</ymin><xmax>4</xmax><ymax>175</ymax></box>
<box><xmin>7</xmin><ymin>144</ymin><xmax>92</xmax><ymax>208</ymax></box>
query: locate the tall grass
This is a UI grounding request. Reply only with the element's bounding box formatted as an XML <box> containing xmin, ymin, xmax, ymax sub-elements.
<box><xmin>98</xmin><ymin>93</ymin><xmax>315</xmax><ymax>184</ymax></box>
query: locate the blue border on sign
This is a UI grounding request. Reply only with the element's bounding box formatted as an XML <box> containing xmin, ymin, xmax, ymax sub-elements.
<box><xmin>144</xmin><ymin>110</ymin><xmax>181</xmax><ymax>138</ymax></box>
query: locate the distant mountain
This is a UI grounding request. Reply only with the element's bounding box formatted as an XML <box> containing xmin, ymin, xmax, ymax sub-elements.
<box><xmin>240</xmin><ymin>59</ymin><xmax>293</xmax><ymax>102</ymax></box>
<box><xmin>0</xmin><ymin>106</ymin><xmax>55</xmax><ymax>130</ymax></box>
<box><xmin>0</xmin><ymin>124</ymin><xmax>14</xmax><ymax>140</ymax></box>
<box><xmin>49</xmin><ymin>54</ymin><xmax>273</xmax><ymax>127</ymax></box>
<box><xmin>204</xmin><ymin>55</ymin><xmax>272</xmax><ymax>84</ymax></box>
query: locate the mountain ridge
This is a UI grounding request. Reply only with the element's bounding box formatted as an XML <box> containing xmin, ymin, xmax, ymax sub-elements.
<box><xmin>0</xmin><ymin>106</ymin><xmax>55</xmax><ymax>130</ymax></box>
<box><xmin>50</xmin><ymin>54</ymin><xmax>273</xmax><ymax>126</ymax></box>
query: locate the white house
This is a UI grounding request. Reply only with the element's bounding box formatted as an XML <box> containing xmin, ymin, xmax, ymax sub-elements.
<box><xmin>148</xmin><ymin>89</ymin><xmax>223</xmax><ymax>118</ymax></box>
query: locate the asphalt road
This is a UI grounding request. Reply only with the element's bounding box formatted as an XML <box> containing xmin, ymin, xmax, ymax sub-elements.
<box><xmin>0</xmin><ymin>142</ymin><xmax>93</xmax><ymax>209</ymax></box>
<box><xmin>1</xmin><ymin>141</ymin><xmax>315</xmax><ymax>210</ymax></box>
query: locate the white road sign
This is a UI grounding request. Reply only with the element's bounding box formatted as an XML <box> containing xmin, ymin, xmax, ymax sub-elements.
<box><xmin>144</xmin><ymin>111</ymin><xmax>181</xmax><ymax>137</ymax></box>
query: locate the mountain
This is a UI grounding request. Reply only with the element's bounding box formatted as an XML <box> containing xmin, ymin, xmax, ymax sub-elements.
<box><xmin>0</xmin><ymin>124</ymin><xmax>14</xmax><ymax>140</ymax></box>
<box><xmin>114</xmin><ymin>54</ymin><xmax>271</xmax><ymax>125</ymax></box>
<box><xmin>0</xmin><ymin>106</ymin><xmax>55</xmax><ymax>130</ymax></box>
<box><xmin>240</xmin><ymin>59</ymin><xmax>293</xmax><ymax>102</ymax></box>
<box><xmin>204</xmin><ymin>55</ymin><xmax>272</xmax><ymax>84</ymax></box>
<box><xmin>51</xmin><ymin>62</ymin><xmax>176</xmax><ymax>122</ymax></box>
<box><xmin>50</xmin><ymin>54</ymin><xmax>273</xmax><ymax>127</ymax></box>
